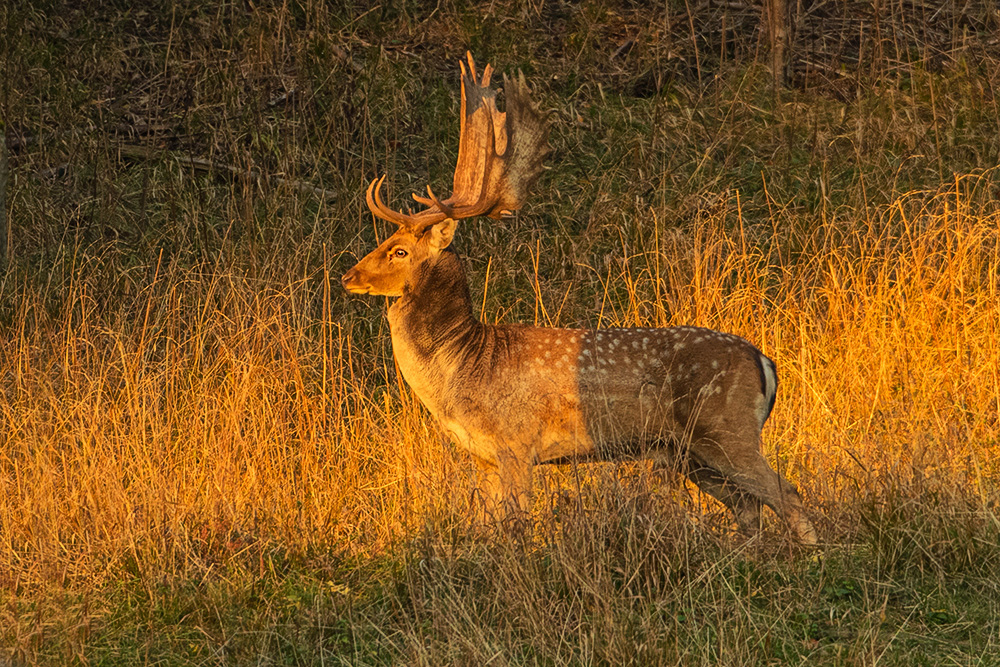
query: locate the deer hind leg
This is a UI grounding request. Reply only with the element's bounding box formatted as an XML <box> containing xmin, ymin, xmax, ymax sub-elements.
<box><xmin>690</xmin><ymin>441</ymin><xmax>818</xmax><ymax>545</ymax></box>
<box><xmin>684</xmin><ymin>461</ymin><xmax>764</xmax><ymax>534</ymax></box>
<box><xmin>648</xmin><ymin>445</ymin><xmax>762</xmax><ymax>533</ymax></box>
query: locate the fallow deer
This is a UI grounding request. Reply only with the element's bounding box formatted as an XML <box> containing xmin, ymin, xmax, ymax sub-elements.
<box><xmin>342</xmin><ymin>54</ymin><xmax>818</xmax><ymax>544</ymax></box>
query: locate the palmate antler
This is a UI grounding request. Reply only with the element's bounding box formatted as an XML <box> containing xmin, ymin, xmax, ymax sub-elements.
<box><xmin>366</xmin><ymin>53</ymin><xmax>550</xmax><ymax>230</ymax></box>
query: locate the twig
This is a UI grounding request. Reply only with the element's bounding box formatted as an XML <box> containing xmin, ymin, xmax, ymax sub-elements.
<box><xmin>267</xmin><ymin>90</ymin><xmax>298</xmax><ymax>108</ymax></box>
<box><xmin>36</xmin><ymin>163</ymin><xmax>71</xmax><ymax>180</ymax></box>
<box><xmin>8</xmin><ymin>121</ymin><xmax>179</xmax><ymax>153</ymax></box>
<box><xmin>611</xmin><ymin>39</ymin><xmax>635</xmax><ymax>61</ymax></box>
<box><xmin>116</xmin><ymin>144</ymin><xmax>337</xmax><ymax>202</ymax></box>
<box><xmin>331</xmin><ymin>44</ymin><xmax>363</xmax><ymax>74</ymax></box>
<box><xmin>710</xmin><ymin>0</ymin><xmax>760</xmax><ymax>11</ymax></box>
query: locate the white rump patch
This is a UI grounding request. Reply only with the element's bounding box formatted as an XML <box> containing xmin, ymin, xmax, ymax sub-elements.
<box><xmin>756</xmin><ymin>354</ymin><xmax>778</xmax><ymax>429</ymax></box>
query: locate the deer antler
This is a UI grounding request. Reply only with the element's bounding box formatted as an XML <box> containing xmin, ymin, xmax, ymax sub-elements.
<box><xmin>366</xmin><ymin>53</ymin><xmax>549</xmax><ymax>230</ymax></box>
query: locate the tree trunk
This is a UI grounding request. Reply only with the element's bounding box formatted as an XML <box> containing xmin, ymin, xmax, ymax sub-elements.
<box><xmin>765</xmin><ymin>0</ymin><xmax>789</xmax><ymax>91</ymax></box>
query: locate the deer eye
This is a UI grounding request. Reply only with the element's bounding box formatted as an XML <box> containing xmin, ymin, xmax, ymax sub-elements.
<box><xmin>390</xmin><ymin>247</ymin><xmax>408</xmax><ymax>259</ymax></box>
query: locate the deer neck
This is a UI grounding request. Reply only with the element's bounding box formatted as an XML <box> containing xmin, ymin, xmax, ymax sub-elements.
<box><xmin>387</xmin><ymin>249</ymin><xmax>483</xmax><ymax>405</ymax></box>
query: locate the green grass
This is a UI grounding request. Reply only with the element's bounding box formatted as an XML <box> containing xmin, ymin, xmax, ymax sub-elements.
<box><xmin>3</xmin><ymin>1</ymin><xmax>1000</xmax><ymax>664</ymax></box>
<box><xmin>7</xmin><ymin>517</ymin><xmax>999</xmax><ymax>664</ymax></box>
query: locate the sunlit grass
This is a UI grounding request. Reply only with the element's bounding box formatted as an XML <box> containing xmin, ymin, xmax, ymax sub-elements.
<box><xmin>3</xmin><ymin>176</ymin><xmax>999</xmax><ymax>660</ymax></box>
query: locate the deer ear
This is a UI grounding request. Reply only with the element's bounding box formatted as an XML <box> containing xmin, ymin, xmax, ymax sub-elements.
<box><xmin>428</xmin><ymin>218</ymin><xmax>457</xmax><ymax>250</ymax></box>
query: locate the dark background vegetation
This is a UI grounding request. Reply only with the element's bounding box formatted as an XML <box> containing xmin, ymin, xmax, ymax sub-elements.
<box><xmin>4</xmin><ymin>0</ymin><xmax>999</xmax><ymax>299</ymax></box>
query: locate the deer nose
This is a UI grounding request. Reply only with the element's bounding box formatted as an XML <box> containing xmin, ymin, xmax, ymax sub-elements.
<box><xmin>341</xmin><ymin>268</ymin><xmax>358</xmax><ymax>290</ymax></box>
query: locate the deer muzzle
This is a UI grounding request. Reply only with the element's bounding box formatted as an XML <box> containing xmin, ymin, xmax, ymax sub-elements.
<box><xmin>341</xmin><ymin>267</ymin><xmax>369</xmax><ymax>294</ymax></box>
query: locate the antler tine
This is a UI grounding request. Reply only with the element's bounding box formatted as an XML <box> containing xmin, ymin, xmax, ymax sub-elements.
<box><xmin>461</xmin><ymin>53</ymin><xmax>473</xmax><ymax>83</ymax></box>
<box><xmin>412</xmin><ymin>185</ymin><xmax>454</xmax><ymax>218</ymax></box>
<box><xmin>366</xmin><ymin>176</ymin><xmax>445</xmax><ymax>228</ymax></box>
<box><xmin>365</xmin><ymin>176</ymin><xmax>399</xmax><ymax>225</ymax></box>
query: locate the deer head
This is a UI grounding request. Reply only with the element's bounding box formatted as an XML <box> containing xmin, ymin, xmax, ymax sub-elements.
<box><xmin>342</xmin><ymin>53</ymin><xmax>550</xmax><ymax>297</ymax></box>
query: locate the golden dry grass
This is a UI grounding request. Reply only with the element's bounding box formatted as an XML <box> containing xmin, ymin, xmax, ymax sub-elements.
<box><xmin>3</xmin><ymin>174</ymin><xmax>998</xmax><ymax>581</ymax></box>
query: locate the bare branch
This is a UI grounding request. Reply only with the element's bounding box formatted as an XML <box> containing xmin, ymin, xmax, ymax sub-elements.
<box><xmin>116</xmin><ymin>144</ymin><xmax>337</xmax><ymax>202</ymax></box>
